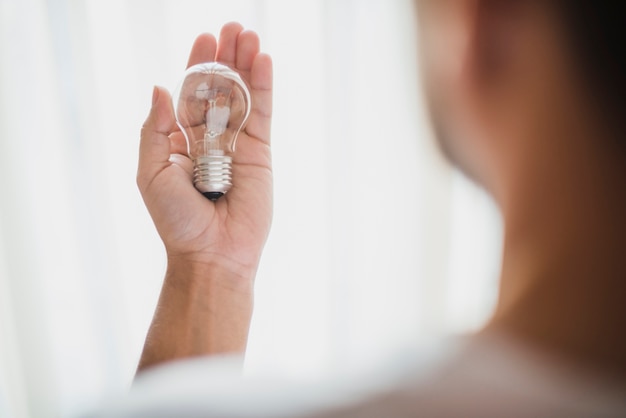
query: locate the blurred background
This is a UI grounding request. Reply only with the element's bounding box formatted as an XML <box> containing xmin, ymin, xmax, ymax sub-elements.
<box><xmin>0</xmin><ymin>0</ymin><xmax>502</xmax><ymax>417</ymax></box>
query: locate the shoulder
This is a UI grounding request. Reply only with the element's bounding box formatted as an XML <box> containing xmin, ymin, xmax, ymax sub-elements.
<box><xmin>89</xmin><ymin>335</ymin><xmax>626</xmax><ymax>418</ymax></box>
<box><xmin>304</xmin><ymin>333</ymin><xmax>626</xmax><ymax>418</ymax></box>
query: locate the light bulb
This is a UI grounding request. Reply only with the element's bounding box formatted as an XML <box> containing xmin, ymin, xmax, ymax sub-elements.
<box><xmin>173</xmin><ymin>62</ymin><xmax>251</xmax><ymax>200</ymax></box>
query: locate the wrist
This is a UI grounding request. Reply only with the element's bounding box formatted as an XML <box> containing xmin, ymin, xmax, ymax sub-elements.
<box><xmin>165</xmin><ymin>252</ymin><xmax>258</xmax><ymax>294</ymax></box>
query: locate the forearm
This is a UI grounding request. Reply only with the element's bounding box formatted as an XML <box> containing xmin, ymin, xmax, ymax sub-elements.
<box><xmin>137</xmin><ymin>258</ymin><xmax>255</xmax><ymax>373</ymax></box>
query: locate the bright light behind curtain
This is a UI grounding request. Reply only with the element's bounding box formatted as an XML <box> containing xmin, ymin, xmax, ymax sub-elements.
<box><xmin>0</xmin><ymin>0</ymin><xmax>502</xmax><ymax>417</ymax></box>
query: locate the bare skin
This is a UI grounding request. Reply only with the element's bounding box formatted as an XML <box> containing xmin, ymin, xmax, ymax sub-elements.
<box><xmin>137</xmin><ymin>23</ymin><xmax>272</xmax><ymax>371</ymax></box>
<box><xmin>418</xmin><ymin>0</ymin><xmax>626</xmax><ymax>377</ymax></box>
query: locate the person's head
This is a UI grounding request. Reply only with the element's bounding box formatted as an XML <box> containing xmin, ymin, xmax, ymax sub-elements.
<box><xmin>416</xmin><ymin>1</ymin><xmax>626</xmax><ymax>202</ymax></box>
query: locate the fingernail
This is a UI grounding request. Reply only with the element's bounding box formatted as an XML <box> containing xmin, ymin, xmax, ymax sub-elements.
<box><xmin>152</xmin><ymin>86</ymin><xmax>159</xmax><ymax>106</ymax></box>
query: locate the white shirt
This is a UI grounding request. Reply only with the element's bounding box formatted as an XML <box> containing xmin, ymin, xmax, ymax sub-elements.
<box><xmin>91</xmin><ymin>333</ymin><xmax>626</xmax><ymax>417</ymax></box>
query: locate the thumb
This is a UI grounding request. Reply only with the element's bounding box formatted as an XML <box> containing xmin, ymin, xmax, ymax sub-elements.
<box><xmin>138</xmin><ymin>86</ymin><xmax>175</xmax><ymax>191</ymax></box>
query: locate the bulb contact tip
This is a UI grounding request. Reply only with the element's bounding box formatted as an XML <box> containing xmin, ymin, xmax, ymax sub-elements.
<box><xmin>203</xmin><ymin>192</ymin><xmax>224</xmax><ymax>201</ymax></box>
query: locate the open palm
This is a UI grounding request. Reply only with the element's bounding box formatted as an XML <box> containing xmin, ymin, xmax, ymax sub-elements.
<box><xmin>138</xmin><ymin>23</ymin><xmax>273</xmax><ymax>276</ymax></box>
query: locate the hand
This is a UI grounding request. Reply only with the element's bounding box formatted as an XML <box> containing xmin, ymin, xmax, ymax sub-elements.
<box><xmin>138</xmin><ymin>23</ymin><xmax>273</xmax><ymax>283</ymax></box>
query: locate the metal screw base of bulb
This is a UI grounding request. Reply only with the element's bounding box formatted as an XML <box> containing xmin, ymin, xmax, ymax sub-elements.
<box><xmin>193</xmin><ymin>155</ymin><xmax>233</xmax><ymax>199</ymax></box>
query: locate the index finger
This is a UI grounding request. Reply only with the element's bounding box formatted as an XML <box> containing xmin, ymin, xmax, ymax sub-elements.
<box><xmin>186</xmin><ymin>33</ymin><xmax>218</xmax><ymax>68</ymax></box>
<box><xmin>169</xmin><ymin>33</ymin><xmax>218</xmax><ymax>137</ymax></box>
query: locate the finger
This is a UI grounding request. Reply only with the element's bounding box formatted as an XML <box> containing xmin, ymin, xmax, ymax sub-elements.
<box><xmin>235</xmin><ymin>30</ymin><xmax>260</xmax><ymax>72</ymax></box>
<box><xmin>186</xmin><ymin>33</ymin><xmax>217</xmax><ymax>68</ymax></box>
<box><xmin>216</xmin><ymin>22</ymin><xmax>244</xmax><ymax>66</ymax></box>
<box><xmin>138</xmin><ymin>86</ymin><xmax>176</xmax><ymax>190</ymax></box>
<box><xmin>244</xmin><ymin>53</ymin><xmax>273</xmax><ymax>145</ymax></box>
<box><xmin>169</xmin><ymin>131</ymin><xmax>189</xmax><ymax>156</ymax></box>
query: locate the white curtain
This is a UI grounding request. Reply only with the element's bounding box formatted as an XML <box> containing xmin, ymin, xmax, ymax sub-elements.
<box><xmin>0</xmin><ymin>0</ymin><xmax>502</xmax><ymax>417</ymax></box>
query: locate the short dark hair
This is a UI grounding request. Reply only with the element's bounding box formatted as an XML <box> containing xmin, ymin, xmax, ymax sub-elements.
<box><xmin>557</xmin><ymin>3</ymin><xmax>626</xmax><ymax>133</ymax></box>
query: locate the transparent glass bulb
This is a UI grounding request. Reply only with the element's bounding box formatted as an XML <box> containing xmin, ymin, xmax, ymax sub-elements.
<box><xmin>173</xmin><ymin>62</ymin><xmax>251</xmax><ymax>200</ymax></box>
